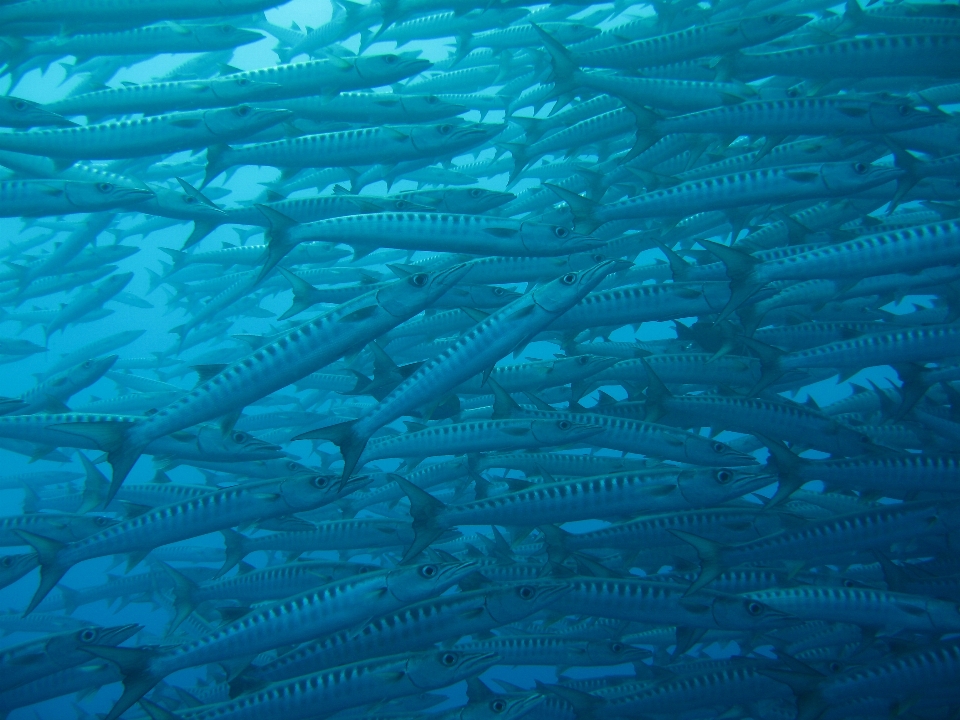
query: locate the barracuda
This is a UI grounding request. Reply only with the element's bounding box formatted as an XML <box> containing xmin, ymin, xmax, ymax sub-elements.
<box><xmin>356</xmin><ymin>418</ymin><xmax>605</xmax><ymax>470</ymax></box>
<box><xmin>297</xmin><ymin>261</ymin><xmax>617</xmax><ymax>478</ymax></box>
<box><xmin>0</xmin><ymin>179</ymin><xmax>153</xmax><ymax>216</ymax></box>
<box><xmin>675</xmin><ymin>501</ymin><xmax>951</xmax><ymax>594</ymax></box>
<box><xmin>552</xmin><ymin>161</ymin><xmax>901</xmax><ymax>232</ymax></box>
<box><xmin>53</xmin><ymin>264</ymin><xmax>469</xmax><ymax>500</ymax></box>
<box><xmin>12</xmin><ymin>474</ymin><xmax>364</xmax><ymax>614</ymax></box>
<box><xmin>202</xmin><ymin>122</ymin><xmax>499</xmax><ymax>188</ymax></box>
<box><xmin>0</xmin><ymin>106</ymin><xmax>291</xmax><ymax>159</ymax></box>
<box><xmin>87</xmin><ymin>561</ymin><xmax>477</xmax><ymax>720</ymax></box>
<box><xmin>397</xmin><ymin>466</ymin><xmax>772</xmax><ymax>561</ymax></box>
<box><xmin>46</xmin><ymin>76</ymin><xmax>282</xmax><ymax>118</ymax></box>
<box><xmin>231</xmin><ymin>582</ymin><xmax>567</xmax><ymax>692</ymax></box>
<box><xmin>140</xmin><ymin>649</ymin><xmax>499</xmax><ymax>720</ymax></box>
<box><xmin>538</xmin><ymin>15</ymin><xmax>807</xmax><ymax>72</ymax></box>
<box><xmin>256</xmin><ymin>212</ymin><xmax>602</xmax><ymax>281</ymax></box>
<box><xmin>490</xmin><ymin>384</ymin><xmax>757</xmax><ymax>467</ymax></box>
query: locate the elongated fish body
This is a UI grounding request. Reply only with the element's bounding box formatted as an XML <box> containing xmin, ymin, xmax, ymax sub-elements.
<box><xmin>736</xmin><ymin>34</ymin><xmax>960</xmax><ymax>80</ymax></box>
<box><xmin>647</xmin><ymin>392</ymin><xmax>875</xmax><ymax>456</ymax></box>
<box><xmin>21</xmin><ymin>23</ymin><xmax>262</xmax><ymax>60</ymax></box>
<box><xmin>147</xmin><ymin>650</ymin><xmax>498</xmax><ymax>720</ymax></box>
<box><xmin>548</xmin><ymin>578</ymin><xmax>793</xmax><ymax>630</ymax></box>
<box><xmin>13</xmin><ymin>474</ymin><xmax>361</xmax><ymax>614</ymax></box>
<box><xmin>359</xmin><ymin>418</ymin><xmax>605</xmax><ymax>466</ymax></box>
<box><xmin>78</xmin><ymin>264</ymin><xmax>470</xmax><ymax>496</ymax></box>
<box><xmin>555</xmin><ymin>507</ymin><xmax>788</xmax><ymax>553</ymax></box>
<box><xmin>203</xmin><ymin>122</ymin><xmax>500</xmax><ymax>186</ymax></box>
<box><xmin>46</xmin><ymin>77</ymin><xmax>282</xmax><ymax>118</ymax></box>
<box><xmin>92</xmin><ymin>562</ymin><xmax>478</xmax><ymax>720</ymax></box>
<box><xmin>0</xmin><ymin>0</ymin><xmax>284</xmax><ymax>25</ymax></box>
<box><xmin>743</xmin><ymin>586</ymin><xmax>960</xmax><ymax>633</ymax></box>
<box><xmin>296</xmin><ymin>261</ymin><xmax>616</xmax><ymax>476</ymax></box>
<box><xmin>228</xmin><ymin>53</ymin><xmax>432</xmax><ymax>101</ymax></box>
<box><xmin>575</xmin><ymin>72</ymin><xmax>755</xmax><ymax>112</ymax></box>
<box><xmin>777</xmin><ymin>324</ymin><xmax>960</xmax><ymax>371</ymax></box>
<box><xmin>407</xmin><ymin>467</ymin><xmax>770</xmax><ymax>529</ymax></box>
<box><xmin>567</xmin><ymin>15</ymin><xmax>808</xmax><ymax>70</ymax></box>
<box><xmin>237</xmin><ymin>584</ymin><xmax>565</xmax><ymax>688</ymax></box>
<box><xmin>651</xmin><ymin>98</ymin><xmax>940</xmax><ymax>139</ymax></box>
<box><xmin>0</xmin><ymin>106</ymin><xmax>290</xmax><ymax>159</ymax></box>
<box><xmin>0</xmin><ymin>179</ymin><xmax>153</xmax><ymax>216</ymax></box>
<box><xmin>590</xmin><ymin>162</ymin><xmax>900</xmax><ymax>225</ymax></box>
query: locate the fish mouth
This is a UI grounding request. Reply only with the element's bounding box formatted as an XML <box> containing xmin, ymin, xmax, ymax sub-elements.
<box><xmin>456</xmin><ymin>650</ymin><xmax>501</xmax><ymax>675</ymax></box>
<box><xmin>95</xmin><ymin>623</ymin><xmax>143</xmax><ymax>645</ymax></box>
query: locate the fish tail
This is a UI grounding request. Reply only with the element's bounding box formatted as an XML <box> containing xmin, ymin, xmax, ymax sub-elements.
<box><xmin>668</xmin><ymin>530</ymin><xmax>727</xmax><ymax>596</ymax></box>
<box><xmin>395</xmin><ymin>477</ymin><xmax>447</xmax><ymax>564</ymax></box>
<box><xmin>14</xmin><ymin>530</ymin><xmax>69</xmax><ymax>616</ymax></box>
<box><xmin>293</xmin><ymin>419</ymin><xmax>367</xmax><ymax>482</ymax></box>
<box><xmin>82</xmin><ymin>645</ymin><xmax>162</xmax><ymax>720</ymax></box>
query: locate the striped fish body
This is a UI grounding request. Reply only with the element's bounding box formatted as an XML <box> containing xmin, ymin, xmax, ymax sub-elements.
<box><xmin>46</xmin><ymin>77</ymin><xmax>281</xmax><ymax>118</ymax></box>
<box><xmin>559</xmin><ymin>507</ymin><xmax>786</xmax><ymax>553</ymax></box>
<box><xmin>25</xmin><ymin>24</ymin><xmax>261</xmax><ymax>59</ymax></box>
<box><xmin>121</xmin><ymin>265</ymin><xmax>469</xmax><ymax>464</ymax></box>
<box><xmin>743</xmin><ymin>586</ymin><xmax>960</xmax><ymax>633</ymax></box>
<box><xmin>0</xmin><ymin>107</ymin><xmax>289</xmax><ymax>159</ymax></box>
<box><xmin>780</xmin><ymin>324</ymin><xmax>960</xmax><ymax>371</ymax></box>
<box><xmin>0</xmin><ymin>0</ymin><xmax>281</xmax><ymax>25</ymax></box>
<box><xmin>736</xmin><ymin>34</ymin><xmax>960</xmax><ymax>80</ymax></box>
<box><xmin>359</xmin><ymin>418</ymin><xmax>604</xmax><ymax>465</ymax></box>
<box><xmin>205</xmin><ymin>122</ymin><xmax>498</xmax><ymax>183</ymax></box>
<box><xmin>595</xmin><ymin>163</ymin><xmax>900</xmax><ymax>224</ymax></box>
<box><xmin>573</xmin><ymin>15</ymin><xmax>807</xmax><ymax>70</ymax></box>
<box><xmin>549</xmin><ymin>282</ymin><xmax>732</xmax><ymax>330</ymax></box>
<box><xmin>0</xmin><ymin>180</ymin><xmax>152</xmax><ymax>216</ymax></box>
<box><xmin>285</xmin><ymin>212</ymin><xmax>598</xmax><ymax>257</ymax></box>
<box><xmin>151</xmin><ymin>562</ymin><xmax>475</xmax><ymax>679</ymax></box>
<box><xmin>656</xmin><ymin>98</ymin><xmax>940</xmax><ymax>138</ymax></box>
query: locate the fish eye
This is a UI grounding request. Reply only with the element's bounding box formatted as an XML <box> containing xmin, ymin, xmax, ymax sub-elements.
<box><xmin>1</xmin><ymin>557</ymin><xmax>12</xmax><ymax>567</ymax></box>
<box><xmin>235</xmin><ymin>105</ymin><xmax>250</xmax><ymax>116</ymax></box>
<box><xmin>787</xmin><ymin>87</ymin><xmax>800</xmax><ymax>98</ymax></box>
<box><xmin>493</xmin><ymin>287</ymin><xmax>504</xmax><ymax>295</ymax></box>
<box><xmin>853</xmin><ymin>162</ymin><xmax>868</xmax><ymax>174</ymax></box>
<box><xmin>425</xmin><ymin>95</ymin><xmax>439</xmax><ymax>104</ymax></box>
<box><xmin>829</xmin><ymin>662</ymin><xmax>842</xmax><ymax>673</ymax></box>
<box><xmin>557</xmin><ymin>420</ymin><xmax>571</xmax><ymax>430</ymax></box>
<box><xmin>592</xmin><ymin>253</ymin><xmax>604</xmax><ymax>262</ymax></box>
<box><xmin>83</xmin><ymin>360</ymin><xmax>93</xmax><ymax>367</ymax></box>
<box><xmin>220</xmin><ymin>25</ymin><xmax>232</xmax><ymax>33</ymax></box>
<box><xmin>554</xmin><ymin>226</ymin><xmax>569</xmax><ymax>238</ymax></box>
<box><xmin>715</xmin><ymin>469</ymin><xmax>733</xmax><ymax>484</ymax></box>
<box><xmin>286</xmin><ymin>461</ymin><xmax>299</xmax><ymax>470</ymax></box>
<box><xmin>410</xmin><ymin>273</ymin><xmax>428</xmax><ymax>287</ymax></box>
<box><xmin>13</xmin><ymin>99</ymin><xmax>26</xmax><ymax>110</ymax></box>
<box><xmin>611</xmin><ymin>642</ymin><xmax>624</xmax><ymax>653</ymax></box>
<box><xmin>184</xmin><ymin>195</ymin><xmax>197</xmax><ymax>203</ymax></box>
<box><xmin>95</xmin><ymin>516</ymin><xmax>110</xmax><ymax>526</ymax></box>
<box><xmin>746</xmin><ymin>601</ymin><xmax>764</xmax><ymax>616</ymax></box>
<box><xmin>96</xmin><ymin>182</ymin><xmax>114</xmax><ymax>193</ymax></box>
<box><xmin>897</xmin><ymin>104</ymin><xmax>912</xmax><ymax>115</ymax></box>
<box><xmin>236</xmin><ymin>78</ymin><xmax>250</xmax><ymax>86</ymax></box>
<box><xmin>383</xmin><ymin>54</ymin><xmax>398</xmax><ymax>64</ymax></box>
<box><xmin>764</xmin><ymin>14</ymin><xmax>779</xmax><ymax>22</ymax></box>
<box><xmin>860</xmin><ymin>435</ymin><xmax>871</xmax><ymax>444</ymax></box>
<box><xmin>420</xmin><ymin>564</ymin><xmax>438</xmax><ymax>578</ymax></box>
<box><xmin>577</xmin><ymin>356</ymin><xmax>589</xmax><ymax>364</ymax></box>
<box><xmin>712</xmin><ymin>442</ymin><xmax>726</xmax><ymax>453</ymax></box>
<box><xmin>518</xmin><ymin>585</ymin><xmax>535</xmax><ymax>600</ymax></box>
<box><xmin>561</xmin><ymin>272</ymin><xmax>577</xmax><ymax>285</ymax></box>
<box><xmin>491</xmin><ymin>699</ymin><xmax>507</xmax><ymax>713</ymax></box>
<box><xmin>441</xmin><ymin>651</ymin><xmax>457</xmax><ymax>666</ymax></box>
<box><xmin>79</xmin><ymin>628</ymin><xmax>98</xmax><ymax>642</ymax></box>
<box><xmin>312</xmin><ymin>476</ymin><xmax>329</xmax><ymax>488</ymax></box>
<box><xmin>232</xmin><ymin>432</ymin><xmax>248</xmax><ymax>443</ymax></box>
<box><xmin>438</xmin><ymin>124</ymin><xmax>452</xmax><ymax>135</ymax></box>
<box><xmin>470</xmin><ymin>188</ymin><xmax>482</xmax><ymax>197</ymax></box>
